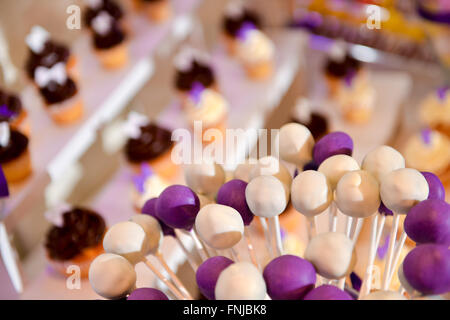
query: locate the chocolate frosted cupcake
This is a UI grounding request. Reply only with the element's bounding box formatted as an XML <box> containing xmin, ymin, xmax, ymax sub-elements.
<box><xmin>25</xmin><ymin>26</ymin><xmax>78</xmax><ymax>82</ymax></box>
<box><xmin>84</xmin><ymin>0</ymin><xmax>123</xmax><ymax>28</ymax></box>
<box><xmin>0</xmin><ymin>89</ymin><xmax>30</xmax><ymax>135</ymax></box>
<box><xmin>36</xmin><ymin>63</ymin><xmax>83</xmax><ymax>125</ymax></box>
<box><xmin>91</xmin><ymin>11</ymin><xmax>128</xmax><ymax>69</ymax></box>
<box><xmin>222</xmin><ymin>2</ymin><xmax>261</xmax><ymax>55</ymax></box>
<box><xmin>0</xmin><ymin>123</ymin><xmax>32</xmax><ymax>183</ymax></box>
<box><xmin>123</xmin><ymin>113</ymin><xmax>177</xmax><ymax>179</ymax></box>
<box><xmin>45</xmin><ymin>206</ymin><xmax>106</xmax><ymax>278</ymax></box>
<box><xmin>291</xmin><ymin>99</ymin><xmax>328</xmax><ymax>140</ymax></box>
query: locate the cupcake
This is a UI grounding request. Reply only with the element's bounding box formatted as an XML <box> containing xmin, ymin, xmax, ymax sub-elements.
<box><xmin>35</xmin><ymin>62</ymin><xmax>83</xmax><ymax>125</ymax></box>
<box><xmin>25</xmin><ymin>26</ymin><xmax>79</xmax><ymax>83</ymax></box>
<box><xmin>222</xmin><ymin>1</ymin><xmax>261</xmax><ymax>56</ymax></box>
<box><xmin>0</xmin><ymin>89</ymin><xmax>30</xmax><ymax>136</ymax></box>
<box><xmin>290</xmin><ymin>98</ymin><xmax>329</xmax><ymax>140</ymax></box>
<box><xmin>84</xmin><ymin>0</ymin><xmax>124</xmax><ymax>28</ymax></box>
<box><xmin>123</xmin><ymin>112</ymin><xmax>177</xmax><ymax>180</ymax></box>
<box><xmin>45</xmin><ymin>206</ymin><xmax>106</xmax><ymax>278</ymax></box>
<box><xmin>130</xmin><ymin>163</ymin><xmax>170</xmax><ymax>211</ymax></box>
<box><xmin>184</xmin><ymin>83</ymin><xmax>229</xmax><ymax>144</ymax></box>
<box><xmin>174</xmin><ymin>47</ymin><xmax>217</xmax><ymax>108</ymax></box>
<box><xmin>419</xmin><ymin>86</ymin><xmax>450</xmax><ymax>137</ymax></box>
<box><xmin>324</xmin><ymin>40</ymin><xmax>363</xmax><ymax>97</ymax></box>
<box><xmin>335</xmin><ymin>70</ymin><xmax>375</xmax><ymax>124</ymax></box>
<box><xmin>403</xmin><ymin>128</ymin><xmax>450</xmax><ymax>187</ymax></box>
<box><xmin>0</xmin><ymin>123</ymin><xmax>32</xmax><ymax>183</ymax></box>
<box><xmin>234</xmin><ymin>23</ymin><xmax>275</xmax><ymax>80</ymax></box>
<box><xmin>91</xmin><ymin>11</ymin><xmax>128</xmax><ymax>69</ymax></box>
<box><xmin>133</xmin><ymin>0</ymin><xmax>172</xmax><ymax>22</ymax></box>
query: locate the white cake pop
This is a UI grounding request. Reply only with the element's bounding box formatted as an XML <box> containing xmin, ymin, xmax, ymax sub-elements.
<box><xmin>215</xmin><ymin>262</ymin><xmax>267</xmax><ymax>300</ymax></box>
<box><xmin>245</xmin><ymin>175</ymin><xmax>287</xmax><ymax>218</ymax></box>
<box><xmin>89</xmin><ymin>253</ymin><xmax>136</xmax><ymax>300</ymax></box>
<box><xmin>278</xmin><ymin>123</ymin><xmax>315</xmax><ymax>167</ymax></box>
<box><xmin>103</xmin><ymin>221</ymin><xmax>150</xmax><ymax>265</ymax></box>
<box><xmin>195</xmin><ymin>204</ymin><xmax>244</xmax><ymax>250</ymax></box>
<box><xmin>291</xmin><ymin>170</ymin><xmax>332</xmax><ymax>217</ymax></box>
<box><xmin>318</xmin><ymin>154</ymin><xmax>360</xmax><ymax>189</ymax></box>
<box><xmin>249</xmin><ymin>156</ymin><xmax>292</xmax><ymax>191</ymax></box>
<box><xmin>184</xmin><ymin>162</ymin><xmax>225</xmax><ymax>197</ymax></box>
<box><xmin>129</xmin><ymin>214</ymin><xmax>162</xmax><ymax>255</ymax></box>
<box><xmin>335</xmin><ymin>170</ymin><xmax>380</xmax><ymax>218</ymax></box>
<box><xmin>380</xmin><ymin>168</ymin><xmax>429</xmax><ymax>214</ymax></box>
<box><xmin>305</xmin><ymin>232</ymin><xmax>356</xmax><ymax>279</ymax></box>
<box><xmin>234</xmin><ymin>160</ymin><xmax>256</xmax><ymax>182</ymax></box>
<box><xmin>361</xmin><ymin>290</ymin><xmax>407</xmax><ymax>300</ymax></box>
<box><xmin>362</xmin><ymin>145</ymin><xmax>405</xmax><ymax>182</ymax></box>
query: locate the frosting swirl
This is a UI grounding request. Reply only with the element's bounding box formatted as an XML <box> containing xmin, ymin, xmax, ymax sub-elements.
<box><xmin>185</xmin><ymin>89</ymin><xmax>228</xmax><ymax>127</ymax></box>
<box><xmin>236</xmin><ymin>29</ymin><xmax>274</xmax><ymax>64</ymax></box>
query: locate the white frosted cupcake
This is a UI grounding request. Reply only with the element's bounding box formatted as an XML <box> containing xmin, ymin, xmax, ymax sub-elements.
<box><xmin>235</xmin><ymin>23</ymin><xmax>274</xmax><ymax>80</ymax></box>
<box><xmin>419</xmin><ymin>86</ymin><xmax>450</xmax><ymax>137</ymax></box>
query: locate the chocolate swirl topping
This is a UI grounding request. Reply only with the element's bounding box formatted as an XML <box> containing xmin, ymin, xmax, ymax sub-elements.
<box><xmin>39</xmin><ymin>78</ymin><xmax>78</xmax><ymax>105</ymax></box>
<box><xmin>84</xmin><ymin>0</ymin><xmax>123</xmax><ymax>28</ymax></box>
<box><xmin>45</xmin><ymin>207</ymin><xmax>106</xmax><ymax>261</ymax></box>
<box><xmin>0</xmin><ymin>129</ymin><xmax>28</xmax><ymax>163</ymax></box>
<box><xmin>175</xmin><ymin>60</ymin><xmax>215</xmax><ymax>92</ymax></box>
<box><xmin>324</xmin><ymin>54</ymin><xmax>361</xmax><ymax>78</ymax></box>
<box><xmin>0</xmin><ymin>90</ymin><xmax>23</xmax><ymax>122</ymax></box>
<box><xmin>125</xmin><ymin>123</ymin><xmax>173</xmax><ymax>163</ymax></box>
<box><xmin>93</xmin><ymin>22</ymin><xmax>126</xmax><ymax>50</ymax></box>
<box><xmin>291</xmin><ymin>113</ymin><xmax>329</xmax><ymax>140</ymax></box>
<box><xmin>25</xmin><ymin>41</ymin><xmax>70</xmax><ymax>80</ymax></box>
<box><xmin>223</xmin><ymin>9</ymin><xmax>261</xmax><ymax>37</ymax></box>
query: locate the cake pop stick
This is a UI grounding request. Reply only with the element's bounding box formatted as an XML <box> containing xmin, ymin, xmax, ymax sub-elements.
<box><xmin>103</xmin><ymin>221</ymin><xmax>186</xmax><ymax>300</ymax></box>
<box><xmin>380</xmin><ymin>168</ymin><xmax>429</xmax><ymax>290</ymax></box>
<box><xmin>387</xmin><ymin>231</ymin><xmax>407</xmax><ymax>285</ymax></box>
<box><xmin>258</xmin><ymin>216</ymin><xmax>274</xmax><ymax>258</ymax></box>
<box><xmin>246</xmin><ymin>175</ymin><xmax>287</xmax><ymax>257</ymax></box>
<box><xmin>217</xmin><ymin>179</ymin><xmax>259</xmax><ymax>268</ymax></box>
<box><xmin>142</xmin><ymin>197</ymin><xmax>199</xmax><ymax>271</ymax></box>
<box><xmin>359</xmin><ymin>213</ymin><xmax>378</xmax><ymax>298</ymax></box>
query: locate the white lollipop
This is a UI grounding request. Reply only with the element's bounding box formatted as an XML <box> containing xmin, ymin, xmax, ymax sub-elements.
<box><xmin>361</xmin><ymin>290</ymin><xmax>407</xmax><ymax>300</ymax></box>
<box><xmin>318</xmin><ymin>154</ymin><xmax>360</xmax><ymax>189</ymax></box>
<box><xmin>233</xmin><ymin>160</ymin><xmax>256</xmax><ymax>182</ymax></box>
<box><xmin>215</xmin><ymin>262</ymin><xmax>267</xmax><ymax>300</ymax></box>
<box><xmin>278</xmin><ymin>123</ymin><xmax>315</xmax><ymax>167</ymax></box>
<box><xmin>89</xmin><ymin>253</ymin><xmax>136</xmax><ymax>300</ymax></box>
<box><xmin>335</xmin><ymin>170</ymin><xmax>380</xmax><ymax>218</ymax></box>
<box><xmin>362</xmin><ymin>145</ymin><xmax>405</xmax><ymax>182</ymax></box>
<box><xmin>305</xmin><ymin>232</ymin><xmax>356</xmax><ymax>280</ymax></box>
<box><xmin>380</xmin><ymin>168</ymin><xmax>429</xmax><ymax>214</ymax></box>
<box><xmin>103</xmin><ymin>221</ymin><xmax>150</xmax><ymax>265</ymax></box>
<box><xmin>249</xmin><ymin>156</ymin><xmax>292</xmax><ymax>197</ymax></box>
<box><xmin>184</xmin><ymin>162</ymin><xmax>225</xmax><ymax>197</ymax></box>
<box><xmin>130</xmin><ymin>214</ymin><xmax>162</xmax><ymax>255</ymax></box>
<box><xmin>291</xmin><ymin>170</ymin><xmax>332</xmax><ymax>217</ymax></box>
<box><xmin>195</xmin><ymin>204</ymin><xmax>244</xmax><ymax>250</ymax></box>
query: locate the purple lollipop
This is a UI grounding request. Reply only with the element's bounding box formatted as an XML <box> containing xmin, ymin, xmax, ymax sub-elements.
<box><xmin>403</xmin><ymin>244</ymin><xmax>450</xmax><ymax>295</ymax></box>
<box><xmin>156</xmin><ymin>185</ymin><xmax>200</xmax><ymax>230</ymax></box>
<box><xmin>216</xmin><ymin>179</ymin><xmax>254</xmax><ymax>226</ymax></box>
<box><xmin>378</xmin><ymin>201</ymin><xmax>393</xmax><ymax>216</ymax></box>
<box><xmin>404</xmin><ymin>199</ymin><xmax>450</xmax><ymax>245</ymax></box>
<box><xmin>421</xmin><ymin>172</ymin><xmax>445</xmax><ymax>200</ymax></box>
<box><xmin>303</xmin><ymin>285</ymin><xmax>353</xmax><ymax>300</ymax></box>
<box><xmin>0</xmin><ymin>166</ymin><xmax>9</xmax><ymax>198</ymax></box>
<box><xmin>127</xmin><ymin>288</ymin><xmax>169</xmax><ymax>300</ymax></box>
<box><xmin>263</xmin><ymin>255</ymin><xmax>316</xmax><ymax>300</ymax></box>
<box><xmin>303</xmin><ymin>160</ymin><xmax>318</xmax><ymax>171</ymax></box>
<box><xmin>142</xmin><ymin>197</ymin><xmax>175</xmax><ymax>237</ymax></box>
<box><xmin>313</xmin><ymin>132</ymin><xmax>353</xmax><ymax>165</ymax></box>
<box><xmin>196</xmin><ymin>256</ymin><xmax>234</xmax><ymax>300</ymax></box>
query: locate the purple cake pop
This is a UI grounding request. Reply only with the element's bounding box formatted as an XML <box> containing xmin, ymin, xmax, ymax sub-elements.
<box><xmin>303</xmin><ymin>285</ymin><xmax>353</xmax><ymax>300</ymax></box>
<box><xmin>127</xmin><ymin>288</ymin><xmax>169</xmax><ymax>300</ymax></box>
<box><xmin>263</xmin><ymin>255</ymin><xmax>316</xmax><ymax>300</ymax></box>
<box><xmin>142</xmin><ymin>198</ymin><xmax>175</xmax><ymax>237</ymax></box>
<box><xmin>378</xmin><ymin>201</ymin><xmax>393</xmax><ymax>216</ymax></box>
<box><xmin>303</xmin><ymin>160</ymin><xmax>318</xmax><ymax>171</ymax></box>
<box><xmin>421</xmin><ymin>172</ymin><xmax>445</xmax><ymax>200</ymax></box>
<box><xmin>404</xmin><ymin>199</ymin><xmax>450</xmax><ymax>245</ymax></box>
<box><xmin>313</xmin><ymin>132</ymin><xmax>353</xmax><ymax>165</ymax></box>
<box><xmin>156</xmin><ymin>185</ymin><xmax>200</xmax><ymax>230</ymax></box>
<box><xmin>216</xmin><ymin>179</ymin><xmax>254</xmax><ymax>226</ymax></box>
<box><xmin>403</xmin><ymin>244</ymin><xmax>450</xmax><ymax>295</ymax></box>
<box><xmin>196</xmin><ymin>256</ymin><xmax>234</xmax><ymax>300</ymax></box>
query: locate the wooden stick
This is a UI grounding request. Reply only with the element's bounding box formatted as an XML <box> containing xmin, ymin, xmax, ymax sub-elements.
<box><xmin>244</xmin><ymin>227</ymin><xmax>260</xmax><ymax>270</ymax></box>
<box><xmin>155</xmin><ymin>251</ymin><xmax>193</xmax><ymax>300</ymax></box>
<box><xmin>382</xmin><ymin>213</ymin><xmax>400</xmax><ymax>290</ymax></box>
<box><xmin>142</xmin><ymin>258</ymin><xmax>186</xmax><ymax>300</ymax></box>
<box><xmin>174</xmin><ymin>236</ymin><xmax>199</xmax><ymax>272</ymax></box>
<box><xmin>359</xmin><ymin>214</ymin><xmax>379</xmax><ymax>298</ymax></box>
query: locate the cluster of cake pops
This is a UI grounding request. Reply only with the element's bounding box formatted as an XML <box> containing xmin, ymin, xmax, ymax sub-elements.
<box><xmin>88</xmin><ymin>122</ymin><xmax>450</xmax><ymax>300</ymax></box>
